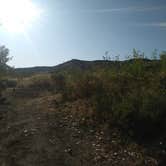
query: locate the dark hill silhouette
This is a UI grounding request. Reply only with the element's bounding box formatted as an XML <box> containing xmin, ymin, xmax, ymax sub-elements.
<box><xmin>14</xmin><ymin>59</ymin><xmax>100</xmax><ymax>75</ymax></box>
<box><xmin>14</xmin><ymin>58</ymin><xmax>158</xmax><ymax>76</ymax></box>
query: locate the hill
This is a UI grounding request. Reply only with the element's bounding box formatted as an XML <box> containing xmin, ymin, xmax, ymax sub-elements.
<box><xmin>14</xmin><ymin>58</ymin><xmax>158</xmax><ymax>76</ymax></box>
<box><xmin>14</xmin><ymin>59</ymin><xmax>97</xmax><ymax>75</ymax></box>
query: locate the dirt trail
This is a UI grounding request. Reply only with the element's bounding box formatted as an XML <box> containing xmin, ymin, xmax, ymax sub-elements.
<box><xmin>0</xmin><ymin>94</ymin><xmax>160</xmax><ymax>166</ymax></box>
<box><xmin>0</xmin><ymin>94</ymin><xmax>99</xmax><ymax>166</ymax></box>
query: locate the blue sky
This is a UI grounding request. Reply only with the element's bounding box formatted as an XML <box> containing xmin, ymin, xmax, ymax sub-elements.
<box><xmin>0</xmin><ymin>0</ymin><xmax>166</xmax><ymax>67</ymax></box>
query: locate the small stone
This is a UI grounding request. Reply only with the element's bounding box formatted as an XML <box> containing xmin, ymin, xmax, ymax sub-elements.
<box><xmin>64</xmin><ymin>148</ymin><xmax>72</xmax><ymax>155</ymax></box>
<box><xmin>96</xmin><ymin>144</ymin><xmax>101</xmax><ymax>147</ymax></box>
<box><xmin>100</xmin><ymin>131</ymin><xmax>104</xmax><ymax>135</ymax></box>
<box><xmin>89</xmin><ymin>129</ymin><xmax>94</xmax><ymax>133</ymax></box>
<box><xmin>113</xmin><ymin>152</ymin><xmax>118</xmax><ymax>156</ymax></box>
<box><xmin>98</xmin><ymin>137</ymin><xmax>102</xmax><ymax>140</ymax></box>
<box><xmin>76</xmin><ymin>141</ymin><xmax>80</xmax><ymax>145</ymax></box>
<box><xmin>160</xmin><ymin>142</ymin><xmax>163</xmax><ymax>145</ymax></box>
<box><xmin>128</xmin><ymin>152</ymin><xmax>135</xmax><ymax>157</ymax></box>
<box><xmin>24</xmin><ymin>129</ymin><xmax>28</xmax><ymax>133</ymax></box>
<box><xmin>49</xmin><ymin>139</ymin><xmax>55</xmax><ymax>144</ymax></box>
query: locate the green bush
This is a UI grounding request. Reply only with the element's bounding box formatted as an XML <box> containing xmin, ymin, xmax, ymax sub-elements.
<box><xmin>92</xmin><ymin>72</ymin><xmax>166</xmax><ymax>140</ymax></box>
<box><xmin>67</xmin><ymin>67</ymin><xmax>166</xmax><ymax>141</ymax></box>
<box><xmin>160</xmin><ymin>51</ymin><xmax>166</xmax><ymax>72</ymax></box>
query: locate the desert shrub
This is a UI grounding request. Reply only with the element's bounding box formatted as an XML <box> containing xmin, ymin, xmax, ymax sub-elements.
<box><xmin>160</xmin><ymin>51</ymin><xmax>166</xmax><ymax>72</ymax></box>
<box><xmin>122</xmin><ymin>49</ymin><xmax>154</xmax><ymax>77</ymax></box>
<box><xmin>25</xmin><ymin>74</ymin><xmax>54</xmax><ymax>91</ymax></box>
<box><xmin>71</xmin><ymin>73</ymin><xmax>100</xmax><ymax>99</ymax></box>
<box><xmin>0</xmin><ymin>79</ymin><xmax>6</xmax><ymax>100</ymax></box>
<box><xmin>91</xmin><ymin>71</ymin><xmax>166</xmax><ymax>141</ymax></box>
<box><xmin>160</xmin><ymin>72</ymin><xmax>166</xmax><ymax>90</ymax></box>
<box><xmin>119</xmin><ymin>87</ymin><xmax>165</xmax><ymax>138</ymax></box>
<box><xmin>92</xmin><ymin>73</ymin><xmax>133</xmax><ymax>122</ymax></box>
<box><xmin>3</xmin><ymin>79</ymin><xmax>17</xmax><ymax>88</ymax></box>
<box><xmin>127</xmin><ymin>59</ymin><xmax>146</xmax><ymax>77</ymax></box>
<box><xmin>134</xmin><ymin>91</ymin><xmax>165</xmax><ymax>139</ymax></box>
<box><xmin>51</xmin><ymin>73</ymin><xmax>66</xmax><ymax>92</ymax></box>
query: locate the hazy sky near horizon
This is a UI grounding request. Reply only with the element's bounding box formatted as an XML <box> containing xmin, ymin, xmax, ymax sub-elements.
<box><xmin>0</xmin><ymin>0</ymin><xmax>166</xmax><ymax>67</ymax></box>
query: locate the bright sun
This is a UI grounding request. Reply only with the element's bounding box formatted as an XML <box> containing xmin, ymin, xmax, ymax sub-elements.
<box><xmin>0</xmin><ymin>0</ymin><xmax>42</xmax><ymax>33</ymax></box>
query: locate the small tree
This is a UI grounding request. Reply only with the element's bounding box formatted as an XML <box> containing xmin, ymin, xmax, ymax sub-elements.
<box><xmin>0</xmin><ymin>45</ymin><xmax>11</xmax><ymax>98</ymax></box>
<box><xmin>125</xmin><ymin>49</ymin><xmax>146</xmax><ymax>77</ymax></box>
<box><xmin>160</xmin><ymin>51</ymin><xmax>166</xmax><ymax>72</ymax></box>
<box><xmin>103</xmin><ymin>51</ymin><xmax>112</xmax><ymax>61</ymax></box>
<box><xmin>0</xmin><ymin>45</ymin><xmax>11</xmax><ymax>76</ymax></box>
<box><xmin>151</xmin><ymin>49</ymin><xmax>158</xmax><ymax>60</ymax></box>
<box><xmin>132</xmin><ymin>48</ymin><xmax>145</xmax><ymax>59</ymax></box>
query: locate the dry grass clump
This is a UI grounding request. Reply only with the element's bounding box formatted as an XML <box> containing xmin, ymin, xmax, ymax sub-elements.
<box><xmin>17</xmin><ymin>74</ymin><xmax>54</xmax><ymax>91</ymax></box>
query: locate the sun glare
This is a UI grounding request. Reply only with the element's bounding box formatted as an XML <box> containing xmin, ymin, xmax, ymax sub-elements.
<box><xmin>0</xmin><ymin>0</ymin><xmax>42</xmax><ymax>33</ymax></box>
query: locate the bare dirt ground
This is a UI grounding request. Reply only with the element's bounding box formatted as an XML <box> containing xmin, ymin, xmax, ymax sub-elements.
<box><xmin>0</xmin><ymin>91</ymin><xmax>163</xmax><ymax>166</ymax></box>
